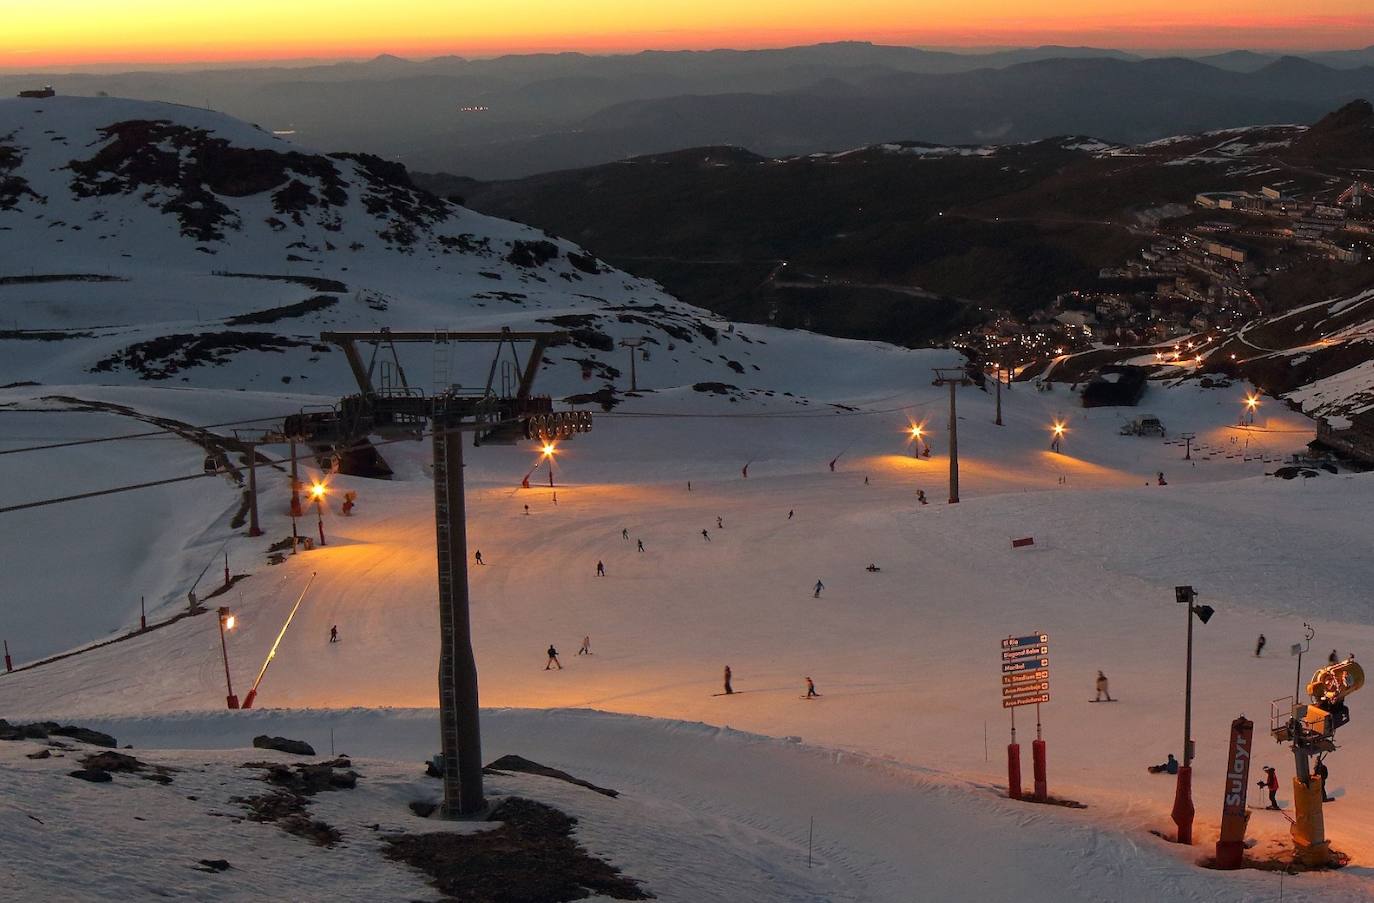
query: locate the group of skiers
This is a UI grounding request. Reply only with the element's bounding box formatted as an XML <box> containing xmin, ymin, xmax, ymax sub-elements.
<box><xmin>719</xmin><ymin>665</ymin><xmax>819</xmax><ymax>699</ymax></box>
<box><xmin>545</xmin><ymin>636</ymin><xmax>595</xmax><ymax>670</ymax></box>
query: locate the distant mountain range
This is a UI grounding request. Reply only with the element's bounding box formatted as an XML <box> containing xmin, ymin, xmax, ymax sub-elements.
<box><xmin>435</xmin><ymin>101</ymin><xmax>1374</xmax><ymax>347</ymax></box>
<box><xmin>4</xmin><ymin>42</ymin><xmax>1374</xmax><ymax>178</ymax></box>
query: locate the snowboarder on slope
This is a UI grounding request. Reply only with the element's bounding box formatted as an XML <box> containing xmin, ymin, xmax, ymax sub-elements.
<box><xmin>524</xmin><ymin>504</ymin><xmax>530</xmax><ymax>515</ymax></box>
<box><xmin>1258</xmin><ymin>766</ymin><xmax>1280</xmax><ymax>809</ymax></box>
<box><xmin>329</xmin><ymin>625</ymin><xmax>339</xmax><ymax>644</ymax></box>
<box><xmin>717</xmin><ymin>516</ymin><xmax>724</xmax><ymax>529</ymax></box>
<box><xmin>866</xmin><ymin>563</ymin><xmax>880</xmax><ymax>572</ymax></box>
<box><xmin>474</xmin><ymin>550</ymin><xmax>485</xmax><ymax>565</ymax></box>
<box><xmin>701</xmin><ymin>529</ymin><xmax>711</xmax><ymax>542</ymax></box>
<box><xmin>545</xmin><ymin>645</ymin><xmax>562</xmax><ymax>670</ymax></box>
<box><xmin>1095</xmin><ymin>671</ymin><xmax>1114</xmax><ymax>702</ymax></box>
<box><xmin>917</xmin><ymin>489</ymin><xmax>928</xmax><ymax>505</ymax></box>
<box><xmin>788</xmin><ymin>509</ymin><xmax>794</xmax><ymax>520</ymax></box>
<box><xmin>637</xmin><ymin>539</ymin><xmax>645</xmax><ymax>552</ymax></box>
<box><xmin>1329</xmin><ymin>649</ymin><xmax>1340</xmax><ymax>665</ymax></box>
<box><xmin>1256</xmin><ymin>634</ymin><xmax>1267</xmax><ymax>657</ymax></box>
<box><xmin>1157</xmin><ymin>472</ymin><xmax>1167</xmax><ymax>486</ymax></box>
<box><xmin>723</xmin><ymin>665</ymin><xmax>733</xmax><ymax>695</ymax></box>
<box><xmin>813</xmin><ymin>580</ymin><xmax>825</xmax><ymax>599</ymax></box>
<box><xmin>805</xmin><ymin>677</ymin><xmax>819</xmax><ymax>698</ymax></box>
<box><xmin>596</xmin><ymin>560</ymin><xmax>606</xmax><ymax>577</ymax></box>
<box><xmin>1148</xmin><ymin>754</ymin><xmax>1178</xmax><ymax>774</ymax></box>
<box><xmin>578</xmin><ymin>635</ymin><xmax>591</xmax><ymax>656</ymax></box>
<box><xmin>622</xmin><ymin>528</ymin><xmax>629</xmax><ymax>540</ymax></box>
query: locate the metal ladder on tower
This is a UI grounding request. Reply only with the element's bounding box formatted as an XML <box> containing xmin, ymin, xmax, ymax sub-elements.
<box><xmin>433</xmin><ymin>328</ymin><xmax>451</xmax><ymax>394</ymax></box>
<box><xmin>431</xmin><ymin>396</ymin><xmax>461</xmax><ymax>808</ymax></box>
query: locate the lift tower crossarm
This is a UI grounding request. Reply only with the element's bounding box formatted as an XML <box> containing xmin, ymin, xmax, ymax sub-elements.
<box><xmin>320</xmin><ymin>329</ymin><xmax>566</xmax><ymax>397</ymax></box>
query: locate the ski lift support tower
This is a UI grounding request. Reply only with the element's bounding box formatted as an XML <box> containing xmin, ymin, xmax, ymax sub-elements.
<box><xmin>319</xmin><ymin>327</ymin><xmax>587</xmax><ymax>819</ymax></box>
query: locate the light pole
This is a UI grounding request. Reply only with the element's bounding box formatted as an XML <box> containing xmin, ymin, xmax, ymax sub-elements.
<box><xmin>217</xmin><ymin>606</ymin><xmax>239</xmax><ymax>709</ymax></box>
<box><xmin>1050</xmin><ymin>420</ymin><xmax>1065</xmax><ymax>454</ymax></box>
<box><xmin>909</xmin><ymin>424</ymin><xmax>929</xmax><ymax>457</ymax></box>
<box><xmin>310</xmin><ymin>482</ymin><xmax>327</xmax><ymax>546</ymax></box>
<box><xmin>542</xmin><ymin>442</ymin><xmax>557</xmax><ymax>487</ymax></box>
<box><xmin>1172</xmin><ymin>585</ymin><xmax>1215</xmax><ymax>844</ymax></box>
<box><xmin>1244</xmin><ymin>392</ymin><xmax>1259</xmax><ymax>426</ymax></box>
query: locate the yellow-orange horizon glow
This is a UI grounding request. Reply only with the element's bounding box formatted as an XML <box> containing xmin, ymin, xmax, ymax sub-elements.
<box><xmin>6</xmin><ymin>3</ymin><xmax>1374</xmax><ymax>69</ymax></box>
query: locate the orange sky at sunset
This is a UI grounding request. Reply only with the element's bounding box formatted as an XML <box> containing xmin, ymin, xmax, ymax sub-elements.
<box><xmin>4</xmin><ymin>1</ymin><xmax>1374</xmax><ymax>69</ymax></box>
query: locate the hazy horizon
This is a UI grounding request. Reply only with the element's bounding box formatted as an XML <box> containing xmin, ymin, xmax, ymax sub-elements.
<box><xmin>3</xmin><ymin>37</ymin><xmax>1374</xmax><ymax>77</ymax></box>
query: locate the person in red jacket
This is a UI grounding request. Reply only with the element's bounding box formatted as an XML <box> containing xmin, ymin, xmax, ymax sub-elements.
<box><xmin>1257</xmin><ymin>766</ymin><xmax>1280</xmax><ymax>809</ymax></box>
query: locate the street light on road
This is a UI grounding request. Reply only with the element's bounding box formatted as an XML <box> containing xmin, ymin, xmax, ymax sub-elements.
<box><xmin>218</xmin><ymin>606</ymin><xmax>239</xmax><ymax>709</ymax></box>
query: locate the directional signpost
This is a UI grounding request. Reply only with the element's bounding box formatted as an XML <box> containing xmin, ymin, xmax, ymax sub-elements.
<box><xmin>1001</xmin><ymin>632</ymin><xmax>1050</xmax><ymax>800</ymax></box>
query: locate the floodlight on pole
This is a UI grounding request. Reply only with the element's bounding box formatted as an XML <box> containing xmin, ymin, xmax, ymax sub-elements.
<box><xmin>1171</xmin><ymin>585</ymin><xmax>1214</xmax><ymax>845</ymax></box>
<box><xmin>311</xmin><ymin>482</ymin><xmax>327</xmax><ymax>546</ymax></box>
<box><xmin>217</xmin><ymin>606</ymin><xmax>239</xmax><ymax>710</ymax></box>
<box><xmin>1244</xmin><ymin>392</ymin><xmax>1260</xmax><ymax>425</ymax></box>
<box><xmin>1050</xmin><ymin>420</ymin><xmax>1066</xmax><ymax>454</ymax></box>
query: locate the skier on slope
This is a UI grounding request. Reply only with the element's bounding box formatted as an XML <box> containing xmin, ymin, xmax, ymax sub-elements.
<box><xmin>596</xmin><ymin>560</ymin><xmax>606</xmax><ymax>577</ymax></box>
<box><xmin>701</xmin><ymin>529</ymin><xmax>711</xmax><ymax>542</ymax></box>
<box><xmin>805</xmin><ymin>676</ymin><xmax>819</xmax><ymax>698</ymax></box>
<box><xmin>717</xmin><ymin>516</ymin><xmax>724</xmax><ymax>529</ymax></box>
<box><xmin>545</xmin><ymin>645</ymin><xmax>562</xmax><ymax>670</ymax></box>
<box><xmin>1329</xmin><ymin>649</ymin><xmax>1340</xmax><ymax>665</ymax></box>
<box><xmin>1255</xmin><ymin>634</ymin><xmax>1267</xmax><ymax>657</ymax></box>
<box><xmin>474</xmin><ymin>550</ymin><xmax>485</xmax><ymax>565</ymax></box>
<box><xmin>1095</xmin><ymin>671</ymin><xmax>1114</xmax><ymax>702</ymax></box>
<box><xmin>813</xmin><ymin>579</ymin><xmax>825</xmax><ymax>599</ymax></box>
<box><xmin>622</xmin><ymin>528</ymin><xmax>629</xmax><ymax>540</ymax></box>
<box><xmin>723</xmin><ymin>665</ymin><xmax>733</xmax><ymax>695</ymax></box>
<box><xmin>1157</xmin><ymin>472</ymin><xmax>1168</xmax><ymax>486</ymax></box>
<box><xmin>1258</xmin><ymin>766</ymin><xmax>1280</xmax><ymax>809</ymax></box>
<box><xmin>637</xmin><ymin>539</ymin><xmax>645</xmax><ymax>552</ymax></box>
<box><xmin>788</xmin><ymin>509</ymin><xmax>794</xmax><ymax>520</ymax></box>
<box><xmin>329</xmin><ymin>625</ymin><xmax>339</xmax><ymax>644</ymax></box>
<box><xmin>578</xmin><ymin>635</ymin><xmax>592</xmax><ymax>656</ymax></box>
<box><xmin>917</xmin><ymin>489</ymin><xmax>928</xmax><ymax>505</ymax></box>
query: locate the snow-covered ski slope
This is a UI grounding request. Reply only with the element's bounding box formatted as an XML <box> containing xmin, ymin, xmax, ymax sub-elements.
<box><xmin>2</xmin><ymin>96</ymin><xmax>1373</xmax><ymax>902</ymax></box>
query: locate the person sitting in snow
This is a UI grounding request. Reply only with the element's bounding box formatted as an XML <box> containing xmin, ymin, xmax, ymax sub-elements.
<box><xmin>1148</xmin><ymin>753</ymin><xmax>1178</xmax><ymax>775</ymax></box>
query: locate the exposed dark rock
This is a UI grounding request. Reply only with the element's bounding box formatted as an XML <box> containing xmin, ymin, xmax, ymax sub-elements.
<box><xmin>507</xmin><ymin>239</ymin><xmax>560</xmax><ymax>268</ymax></box>
<box><xmin>69</xmin><ymin>769</ymin><xmax>112</xmax><ymax>783</ymax></box>
<box><xmin>384</xmin><ymin>797</ymin><xmax>652</xmax><ymax>902</ymax></box>
<box><xmin>225</xmin><ymin>294</ymin><xmax>338</xmax><ymax>326</ymax></box>
<box><xmin>251</xmin><ymin>735</ymin><xmax>316</xmax><ymax>757</ymax></box>
<box><xmin>484</xmin><ymin>755</ymin><xmax>618</xmax><ymax>798</ymax></box>
<box><xmin>194</xmin><ymin>859</ymin><xmax>232</xmax><ymax>873</ymax></box>
<box><xmin>90</xmin><ymin>331</ymin><xmax>307</xmax><ymax>380</ymax></box>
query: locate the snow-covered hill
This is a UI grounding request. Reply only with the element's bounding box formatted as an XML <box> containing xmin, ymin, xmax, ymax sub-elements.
<box><xmin>3</xmin><ymin>95</ymin><xmax>907</xmax><ymax>403</ymax></box>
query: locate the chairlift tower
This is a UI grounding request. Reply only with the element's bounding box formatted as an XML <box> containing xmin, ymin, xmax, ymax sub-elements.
<box><xmin>315</xmin><ymin>328</ymin><xmax>588</xmax><ymax>818</ymax></box>
<box><xmin>932</xmin><ymin>368</ymin><xmax>973</xmax><ymax>503</ymax></box>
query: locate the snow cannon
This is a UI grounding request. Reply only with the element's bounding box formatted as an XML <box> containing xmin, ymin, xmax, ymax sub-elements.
<box><xmin>1270</xmin><ymin>658</ymin><xmax>1364</xmax><ymax>867</ymax></box>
